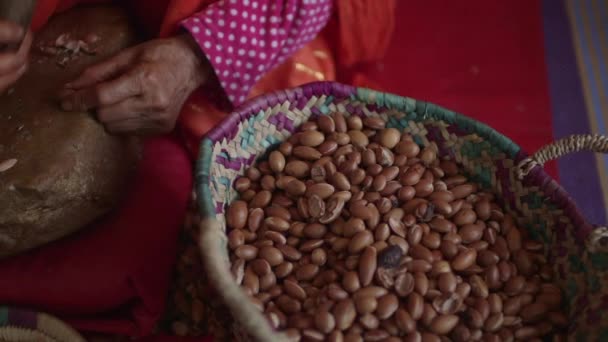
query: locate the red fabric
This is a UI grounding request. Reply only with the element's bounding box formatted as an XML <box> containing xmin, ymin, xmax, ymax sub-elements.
<box><xmin>371</xmin><ymin>0</ymin><xmax>557</xmax><ymax>178</ymax></box>
<box><xmin>136</xmin><ymin>335</ymin><xmax>212</xmax><ymax>342</ymax></box>
<box><xmin>326</xmin><ymin>0</ymin><xmax>397</xmax><ymax>69</ymax></box>
<box><xmin>0</xmin><ymin>136</ymin><xmax>193</xmax><ymax>337</ymax></box>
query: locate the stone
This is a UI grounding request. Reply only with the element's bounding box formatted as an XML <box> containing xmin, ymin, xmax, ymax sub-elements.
<box><xmin>0</xmin><ymin>5</ymin><xmax>141</xmax><ymax>258</ymax></box>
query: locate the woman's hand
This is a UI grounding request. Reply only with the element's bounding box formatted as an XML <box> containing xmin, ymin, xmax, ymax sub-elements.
<box><xmin>0</xmin><ymin>21</ymin><xmax>31</xmax><ymax>93</ymax></box>
<box><xmin>59</xmin><ymin>35</ymin><xmax>210</xmax><ymax>135</ymax></box>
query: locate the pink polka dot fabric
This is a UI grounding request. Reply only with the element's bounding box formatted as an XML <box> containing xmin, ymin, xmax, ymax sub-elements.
<box><xmin>182</xmin><ymin>0</ymin><xmax>332</xmax><ymax>106</ymax></box>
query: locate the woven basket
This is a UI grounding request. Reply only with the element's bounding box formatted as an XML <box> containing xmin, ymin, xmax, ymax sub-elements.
<box><xmin>194</xmin><ymin>81</ymin><xmax>608</xmax><ymax>341</ymax></box>
<box><xmin>0</xmin><ymin>307</ymin><xmax>85</xmax><ymax>342</ymax></box>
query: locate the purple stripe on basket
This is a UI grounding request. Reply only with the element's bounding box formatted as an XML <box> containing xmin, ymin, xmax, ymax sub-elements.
<box><xmin>204</xmin><ymin>82</ymin><xmax>356</xmax><ymax>144</ymax></box>
<box><xmin>354</xmin><ymin>106</ymin><xmax>364</xmax><ymax>117</ymax></box>
<box><xmin>284</xmin><ymin>120</ymin><xmax>295</xmax><ymax>133</ymax></box>
<box><xmin>514</xmin><ymin>147</ymin><xmax>595</xmax><ymax>246</ymax></box>
<box><xmin>295</xmin><ymin>96</ymin><xmax>307</xmax><ymax>109</ymax></box>
<box><xmin>426</xmin><ymin>126</ymin><xmax>446</xmax><ymax>145</ymax></box>
<box><xmin>426</xmin><ymin>127</ymin><xmax>454</xmax><ymax>160</ymax></box>
<box><xmin>8</xmin><ymin>309</ymin><xmax>36</xmax><ymax>328</ymax></box>
<box><xmin>542</xmin><ymin>0</ymin><xmax>607</xmax><ymax>225</ymax></box>
<box><xmin>279</xmin><ymin>114</ymin><xmax>289</xmax><ymax>125</ymax></box>
<box><xmin>264</xmin><ymin>93</ymin><xmax>279</xmax><ymax>107</ymax></box>
<box><xmin>274</xmin><ymin>91</ymin><xmax>288</xmax><ymax>104</ymax></box>
<box><xmin>216</xmin><ymin>156</ymin><xmax>242</xmax><ymax>171</ymax></box>
<box><xmin>246</xmin><ymin>154</ymin><xmax>256</xmax><ymax>166</ymax></box>
<box><xmin>268</xmin><ymin>113</ymin><xmax>297</xmax><ymax>133</ymax></box>
<box><xmin>367</xmin><ymin>104</ymin><xmax>379</xmax><ymax>112</ymax></box>
<box><xmin>207</xmin><ymin>113</ymin><xmax>241</xmax><ymax>142</ymax></box>
<box><xmin>302</xmin><ymin>85</ymin><xmax>315</xmax><ymax>98</ymax></box>
<box><xmin>267</xmin><ymin>113</ymin><xmax>281</xmax><ymax>126</ymax></box>
<box><xmin>446</xmin><ymin>124</ymin><xmax>469</xmax><ymax>137</ymax></box>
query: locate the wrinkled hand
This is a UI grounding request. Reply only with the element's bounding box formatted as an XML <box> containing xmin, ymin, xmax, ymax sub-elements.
<box><xmin>0</xmin><ymin>21</ymin><xmax>31</xmax><ymax>93</ymax></box>
<box><xmin>59</xmin><ymin>35</ymin><xmax>209</xmax><ymax>135</ymax></box>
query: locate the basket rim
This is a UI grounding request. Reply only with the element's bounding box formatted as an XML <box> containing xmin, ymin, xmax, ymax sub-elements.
<box><xmin>0</xmin><ymin>306</ymin><xmax>85</xmax><ymax>342</ymax></box>
<box><xmin>197</xmin><ymin>81</ymin><xmax>592</xmax><ymax>242</ymax></box>
<box><xmin>194</xmin><ymin>81</ymin><xmax>594</xmax><ymax>341</ymax></box>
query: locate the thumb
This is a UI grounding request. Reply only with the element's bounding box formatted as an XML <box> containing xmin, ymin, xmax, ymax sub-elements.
<box><xmin>0</xmin><ymin>21</ymin><xmax>24</xmax><ymax>43</ymax></box>
<box><xmin>64</xmin><ymin>48</ymin><xmax>136</xmax><ymax>89</ymax></box>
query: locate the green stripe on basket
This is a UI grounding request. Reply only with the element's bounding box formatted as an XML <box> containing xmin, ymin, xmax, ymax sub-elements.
<box><xmin>356</xmin><ymin>87</ymin><xmax>521</xmax><ymax>158</ymax></box>
<box><xmin>198</xmin><ymin>139</ymin><xmax>216</xmax><ymax>218</ymax></box>
<box><xmin>0</xmin><ymin>307</ymin><xmax>7</xmax><ymax>326</ymax></box>
<box><xmin>356</xmin><ymin>88</ymin><xmax>417</xmax><ymax>113</ymax></box>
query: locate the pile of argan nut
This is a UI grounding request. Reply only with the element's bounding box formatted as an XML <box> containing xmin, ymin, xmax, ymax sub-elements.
<box><xmin>225</xmin><ymin>112</ymin><xmax>567</xmax><ymax>342</ymax></box>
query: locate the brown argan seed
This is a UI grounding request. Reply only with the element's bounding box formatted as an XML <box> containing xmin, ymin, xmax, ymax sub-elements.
<box><xmin>377</xmin><ymin>244</ymin><xmax>403</xmax><ymax>268</ymax></box>
<box><xmin>225</xmin><ymin>112</ymin><xmax>564</xmax><ymax>341</ymax></box>
<box><xmin>358</xmin><ymin>246</ymin><xmax>377</xmax><ymax>287</ymax></box>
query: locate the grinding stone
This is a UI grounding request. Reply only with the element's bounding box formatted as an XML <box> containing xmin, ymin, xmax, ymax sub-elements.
<box><xmin>0</xmin><ymin>5</ymin><xmax>141</xmax><ymax>259</ymax></box>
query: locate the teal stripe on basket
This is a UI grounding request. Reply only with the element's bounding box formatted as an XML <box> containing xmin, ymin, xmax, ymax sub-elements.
<box><xmin>219</xmin><ymin>176</ymin><xmax>231</xmax><ymax>189</ymax></box>
<box><xmin>197</xmin><ymin>139</ymin><xmax>216</xmax><ymax>217</ymax></box>
<box><xmin>356</xmin><ymin>87</ymin><xmax>417</xmax><ymax>113</ymax></box>
<box><xmin>0</xmin><ymin>307</ymin><xmax>7</xmax><ymax>326</ymax></box>
<box><xmin>356</xmin><ymin>88</ymin><xmax>520</xmax><ymax>159</ymax></box>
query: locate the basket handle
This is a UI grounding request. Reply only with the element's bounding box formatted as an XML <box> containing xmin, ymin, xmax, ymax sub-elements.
<box><xmin>516</xmin><ymin>134</ymin><xmax>608</xmax><ymax>253</ymax></box>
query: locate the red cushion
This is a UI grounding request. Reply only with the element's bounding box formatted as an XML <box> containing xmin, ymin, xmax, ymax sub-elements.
<box><xmin>0</xmin><ymin>135</ymin><xmax>193</xmax><ymax>338</ymax></box>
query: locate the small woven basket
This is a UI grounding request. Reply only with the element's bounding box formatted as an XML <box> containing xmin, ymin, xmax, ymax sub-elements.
<box><xmin>195</xmin><ymin>82</ymin><xmax>608</xmax><ymax>341</ymax></box>
<box><xmin>0</xmin><ymin>307</ymin><xmax>85</xmax><ymax>342</ymax></box>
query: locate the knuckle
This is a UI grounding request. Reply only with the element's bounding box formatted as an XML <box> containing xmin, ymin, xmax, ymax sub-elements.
<box><xmin>151</xmin><ymin>92</ymin><xmax>169</xmax><ymax>109</ymax></box>
<box><xmin>140</xmin><ymin>68</ymin><xmax>158</xmax><ymax>84</ymax></box>
<box><xmin>93</xmin><ymin>85</ymin><xmax>106</xmax><ymax>105</ymax></box>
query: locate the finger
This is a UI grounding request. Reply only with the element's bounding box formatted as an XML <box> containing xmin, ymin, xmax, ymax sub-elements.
<box><xmin>16</xmin><ymin>30</ymin><xmax>33</xmax><ymax>56</ymax></box>
<box><xmin>104</xmin><ymin>118</ymin><xmax>139</xmax><ymax>134</ymax></box>
<box><xmin>104</xmin><ymin>114</ymin><xmax>174</xmax><ymax>136</ymax></box>
<box><xmin>0</xmin><ymin>22</ymin><xmax>24</xmax><ymax>43</ymax></box>
<box><xmin>0</xmin><ymin>31</ymin><xmax>32</xmax><ymax>73</ymax></box>
<box><xmin>64</xmin><ymin>49</ymin><xmax>136</xmax><ymax>89</ymax></box>
<box><xmin>60</xmin><ymin>70</ymin><xmax>142</xmax><ymax>111</ymax></box>
<box><xmin>0</xmin><ymin>62</ymin><xmax>27</xmax><ymax>92</ymax></box>
<box><xmin>96</xmin><ymin>97</ymin><xmax>147</xmax><ymax>123</ymax></box>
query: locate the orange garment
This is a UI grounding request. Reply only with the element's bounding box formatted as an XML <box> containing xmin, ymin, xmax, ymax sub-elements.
<box><xmin>30</xmin><ymin>0</ymin><xmax>396</xmax><ymax>154</ymax></box>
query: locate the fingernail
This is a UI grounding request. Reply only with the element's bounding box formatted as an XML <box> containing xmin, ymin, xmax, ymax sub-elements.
<box><xmin>61</xmin><ymin>100</ymin><xmax>73</xmax><ymax>111</ymax></box>
<box><xmin>64</xmin><ymin>82</ymin><xmax>73</xmax><ymax>89</ymax></box>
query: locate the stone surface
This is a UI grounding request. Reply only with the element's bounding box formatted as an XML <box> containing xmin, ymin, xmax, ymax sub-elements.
<box><xmin>0</xmin><ymin>5</ymin><xmax>141</xmax><ymax>258</ymax></box>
